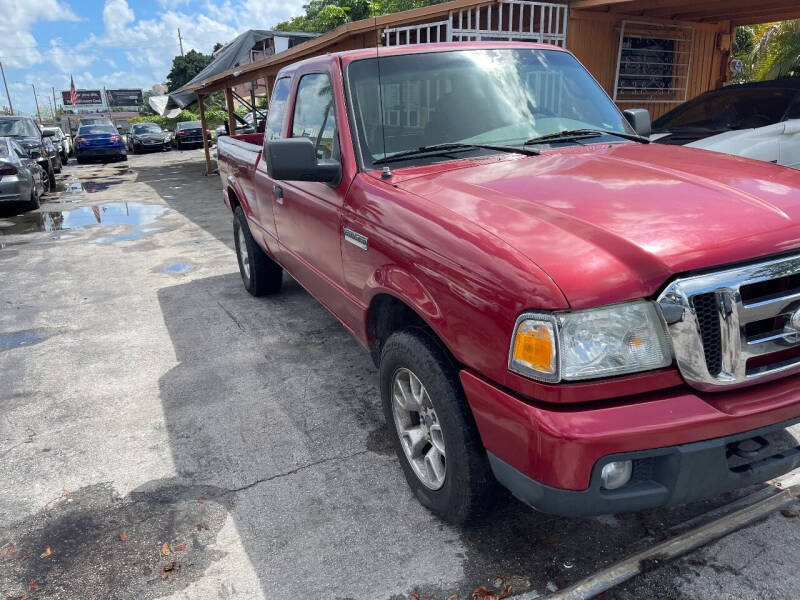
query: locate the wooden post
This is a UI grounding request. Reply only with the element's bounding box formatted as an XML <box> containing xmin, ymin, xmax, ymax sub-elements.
<box><xmin>196</xmin><ymin>93</ymin><xmax>212</xmax><ymax>175</ymax></box>
<box><xmin>225</xmin><ymin>87</ymin><xmax>236</xmax><ymax>134</ymax></box>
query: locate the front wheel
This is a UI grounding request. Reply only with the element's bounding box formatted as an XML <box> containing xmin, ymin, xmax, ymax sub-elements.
<box><xmin>47</xmin><ymin>163</ymin><xmax>56</xmax><ymax>190</ymax></box>
<box><xmin>233</xmin><ymin>206</ymin><xmax>283</xmax><ymax>296</ymax></box>
<box><xmin>380</xmin><ymin>329</ymin><xmax>498</xmax><ymax>524</ymax></box>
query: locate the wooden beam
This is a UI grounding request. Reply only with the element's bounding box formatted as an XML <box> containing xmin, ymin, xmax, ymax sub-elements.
<box><xmin>570</xmin><ymin>0</ymin><xmax>633</xmax><ymax>9</ymax></box>
<box><xmin>732</xmin><ymin>9</ymin><xmax>800</xmax><ymax>25</ymax></box>
<box><xmin>648</xmin><ymin>0</ymin><xmax>793</xmax><ymax>20</ymax></box>
<box><xmin>225</xmin><ymin>87</ymin><xmax>236</xmax><ymax>135</ymax></box>
<box><xmin>196</xmin><ymin>93</ymin><xmax>212</xmax><ymax>175</ymax></box>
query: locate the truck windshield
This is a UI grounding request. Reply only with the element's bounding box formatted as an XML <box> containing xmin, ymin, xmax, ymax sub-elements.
<box><xmin>347</xmin><ymin>48</ymin><xmax>633</xmax><ymax>167</ymax></box>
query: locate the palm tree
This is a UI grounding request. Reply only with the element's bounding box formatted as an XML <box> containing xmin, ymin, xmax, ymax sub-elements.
<box><xmin>734</xmin><ymin>20</ymin><xmax>800</xmax><ymax>82</ymax></box>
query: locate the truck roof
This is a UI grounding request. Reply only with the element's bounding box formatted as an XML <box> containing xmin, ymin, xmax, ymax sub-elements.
<box><xmin>277</xmin><ymin>41</ymin><xmax>569</xmax><ymax>76</ymax></box>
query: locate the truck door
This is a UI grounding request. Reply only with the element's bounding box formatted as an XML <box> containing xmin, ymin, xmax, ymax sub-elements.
<box><xmin>272</xmin><ymin>71</ymin><xmax>349</xmax><ymax>307</ymax></box>
<box><xmin>253</xmin><ymin>77</ymin><xmax>291</xmax><ymax>246</ymax></box>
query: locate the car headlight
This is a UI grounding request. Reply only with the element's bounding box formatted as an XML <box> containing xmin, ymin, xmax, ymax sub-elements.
<box><xmin>509</xmin><ymin>300</ymin><xmax>672</xmax><ymax>382</ymax></box>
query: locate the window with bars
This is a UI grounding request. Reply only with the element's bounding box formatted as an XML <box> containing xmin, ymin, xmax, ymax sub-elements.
<box><xmin>614</xmin><ymin>21</ymin><xmax>694</xmax><ymax>105</ymax></box>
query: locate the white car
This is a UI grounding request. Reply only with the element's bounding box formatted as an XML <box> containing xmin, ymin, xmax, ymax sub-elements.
<box><xmin>42</xmin><ymin>126</ymin><xmax>70</xmax><ymax>163</ymax></box>
<box><xmin>651</xmin><ymin>80</ymin><xmax>800</xmax><ymax>169</ymax></box>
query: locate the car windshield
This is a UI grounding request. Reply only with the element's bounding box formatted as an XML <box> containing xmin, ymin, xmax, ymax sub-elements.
<box><xmin>0</xmin><ymin>118</ymin><xmax>40</xmax><ymax>138</ymax></box>
<box><xmin>653</xmin><ymin>87</ymin><xmax>797</xmax><ymax>131</ymax></box>
<box><xmin>79</xmin><ymin>125</ymin><xmax>116</xmax><ymax>135</ymax></box>
<box><xmin>133</xmin><ymin>123</ymin><xmax>162</xmax><ymax>133</ymax></box>
<box><xmin>347</xmin><ymin>48</ymin><xmax>632</xmax><ymax>166</ymax></box>
<box><xmin>178</xmin><ymin>121</ymin><xmax>201</xmax><ymax>129</ymax></box>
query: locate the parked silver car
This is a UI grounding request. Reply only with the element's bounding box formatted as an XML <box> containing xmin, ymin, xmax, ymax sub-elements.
<box><xmin>0</xmin><ymin>136</ymin><xmax>45</xmax><ymax>211</ymax></box>
<box><xmin>43</xmin><ymin>126</ymin><xmax>71</xmax><ymax>164</ymax></box>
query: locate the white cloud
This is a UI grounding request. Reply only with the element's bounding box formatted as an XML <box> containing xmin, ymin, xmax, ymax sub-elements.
<box><xmin>0</xmin><ymin>0</ymin><xmax>80</xmax><ymax>68</ymax></box>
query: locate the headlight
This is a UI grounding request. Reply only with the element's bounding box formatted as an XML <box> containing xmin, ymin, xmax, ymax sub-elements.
<box><xmin>509</xmin><ymin>300</ymin><xmax>672</xmax><ymax>382</ymax></box>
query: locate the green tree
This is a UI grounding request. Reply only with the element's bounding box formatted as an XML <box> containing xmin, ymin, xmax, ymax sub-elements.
<box><xmin>166</xmin><ymin>49</ymin><xmax>215</xmax><ymax>92</ymax></box>
<box><xmin>273</xmin><ymin>0</ymin><xmax>445</xmax><ymax>34</ymax></box>
<box><xmin>733</xmin><ymin>20</ymin><xmax>800</xmax><ymax>82</ymax></box>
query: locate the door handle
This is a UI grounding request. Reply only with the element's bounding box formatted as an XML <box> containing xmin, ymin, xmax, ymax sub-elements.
<box><xmin>273</xmin><ymin>185</ymin><xmax>284</xmax><ymax>205</ymax></box>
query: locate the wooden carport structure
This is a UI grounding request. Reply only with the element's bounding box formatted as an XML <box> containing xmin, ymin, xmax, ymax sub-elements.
<box><xmin>190</xmin><ymin>0</ymin><xmax>800</xmax><ymax>174</ymax></box>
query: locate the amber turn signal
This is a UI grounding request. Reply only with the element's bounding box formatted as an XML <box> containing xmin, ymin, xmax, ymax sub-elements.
<box><xmin>509</xmin><ymin>316</ymin><xmax>558</xmax><ymax>381</ymax></box>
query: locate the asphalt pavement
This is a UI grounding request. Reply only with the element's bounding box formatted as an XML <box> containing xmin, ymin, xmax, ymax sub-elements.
<box><xmin>1</xmin><ymin>149</ymin><xmax>799</xmax><ymax>599</ymax></box>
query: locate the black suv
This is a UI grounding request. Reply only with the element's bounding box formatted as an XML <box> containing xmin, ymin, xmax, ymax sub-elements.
<box><xmin>0</xmin><ymin>116</ymin><xmax>58</xmax><ymax>192</ymax></box>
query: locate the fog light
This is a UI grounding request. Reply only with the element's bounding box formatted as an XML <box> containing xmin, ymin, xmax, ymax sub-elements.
<box><xmin>600</xmin><ymin>460</ymin><xmax>632</xmax><ymax>490</ymax></box>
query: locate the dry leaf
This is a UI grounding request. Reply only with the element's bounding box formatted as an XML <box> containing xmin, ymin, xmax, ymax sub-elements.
<box><xmin>161</xmin><ymin>543</ymin><xmax>171</xmax><ymax>556</ymax></box>
<box><xmin>446</xmin><ymin>595</ymin><xmax>459</xmax><ymax>600</ymax></box>
<box><xmin>781</xmin><ymin>509</ymin><xmax>798</xmax><ymax>518</ymax></box>
<box><xmin>120</xmin><ymin>532</ymin><xmax>128</xmax><ymax>542</ymax></box>
<box><xmin>472</xmin><ymin>586</ymin><xmax>491</xmax><ymax>599</ymax></box>
<box><xmin>40</xmin><ymin>546</ymin><xmax>51</xmax><ymax>558</ymax></box>
<box><xmin>408</xmin><ymin>590</ymin><xmax>420</xmax><ymax>600</ymax></box>
<box><xmin>28</xmin><ymin>582</ymin><xmax>38</xmax><ymax>590</ymax></box>
<box><xmin>1</xmin><ymin>543</ymin><xmax>16</xmax><ymax>556</ymax></box>
<box><xmin>499</xmin><ymin>585</ymin><xmax>513</xmax><ymax>599</ymax></box>
<box><xmin>197</xmin><ymin>498</ymin><xmax>205</xmax><ymax>504</ymax></box>
<box><xmin>5</xmin><ymin>595</ymin><xmax>28</xmax><ymax>600</ymax></box>
<box><xmin>161</xmin><ymin>561</ymin><xmax>176</xmax><ymax>580</ymax></box>
<box><xmin>173</xmin><ymin>543</ymin><xmax>187</xmax><ymax>551</ymax></box>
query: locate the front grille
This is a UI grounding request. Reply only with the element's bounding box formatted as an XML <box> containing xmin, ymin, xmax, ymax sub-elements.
<box><xmin>692</xmin><ymin>293</ymin><xmax>722</xmax><ymax>376</ymax></box>
<box><xmin>658</xmin><ymin>254</ymin><xmax>800</xmax><ymax>390</ymax></box>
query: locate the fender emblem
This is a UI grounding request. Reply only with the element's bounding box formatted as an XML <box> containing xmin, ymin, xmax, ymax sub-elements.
<box><xmin>343</xmin><ymin>228</ymin><xmax>368</xmax><ymax>251</ymax></box>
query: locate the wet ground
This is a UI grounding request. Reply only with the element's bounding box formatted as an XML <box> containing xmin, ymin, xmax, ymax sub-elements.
<box><xmin>1</xmin><ymin>150</ymin><xmax>799</xmax><ymax>600</ymax></box>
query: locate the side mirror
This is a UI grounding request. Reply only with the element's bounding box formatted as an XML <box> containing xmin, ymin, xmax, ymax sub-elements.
<box><xmin>623</xmin><ymin>108</ymin><xmax>651</xmax><ymax>138</ymax></box>
<box><xmin>265</xmin><ymin>137</ymin><xmax>341</xmax><ymax>185</ymax></box>
<box><xmin>41</xmin><ymin>129</ymin><xmax>55</xmax><ymax>137</ymax></box>
<box><xmin>783</xmin><ymin>120</ymin><xmax>800</xmax><ymax>135</ymax></box>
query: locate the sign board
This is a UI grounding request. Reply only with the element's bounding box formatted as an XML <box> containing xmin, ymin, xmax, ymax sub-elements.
<box><xmin>106</xmin><ymin>89</ymin><xmax>143</xmax><ymax>107</ymax></box>
<box><xmin>61</xmin><ymin>89</ymin><xmax>103</xmax><ymax>106</ymax></box>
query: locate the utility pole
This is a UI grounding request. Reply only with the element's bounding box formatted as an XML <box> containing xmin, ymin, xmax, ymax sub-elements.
<box><xmin>52</xmin><ymin>86</ymin><xmax>58</xmax><ymax>117</ymax></box>
<box><xmin>0</xmin><ymin>62</ymin><xmax>12</xmax><ymax>114</ymax></box>
<box><xmin>32</xmin><ymin>84</ymin><xmax>41</xmax><ymax>122</ymax></box>
<box><xmin>178</xmin><ymin>28</ymin><xmax>184</xmax><ymax>56</ymax></box>
<box><xmin>47</xmin><ymin>96</ymin><xmax>54</xmax><ymax>121</ymax></box>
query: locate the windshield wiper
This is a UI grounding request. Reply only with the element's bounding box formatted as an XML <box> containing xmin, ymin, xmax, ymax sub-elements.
<box><xmin>524</xmin><ymin>128</ymin><xmax>649</xmax><ymax>145</ymax></box>
<box><xmin>373</xmin><ymin>142</ymin><xmax>539</xmax><ymax>165</ymax></box>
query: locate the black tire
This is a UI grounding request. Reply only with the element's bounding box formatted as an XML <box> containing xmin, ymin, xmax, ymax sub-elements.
<box><xmin>176</xmin><ymin>141</ymin><xmax>181</xmax><ymax>151</ymax></box>
<box><xmin>76</xmin><ymin>156</ymin><xmax>84</xmax><ymax>165</ymax></box>
<box><xmin>62</xmin><ymin>154</ymin><xmax>68</xmax><ymax>166</ymax></box>
<box><xmin>27</xmin><ymin>184</ymin><xmax>40</xmax><ymax>211</ymax></box>
<box><xmin>380</xmin><ymin>329</ymin><xmax>498</xmax><ymax>525</ymax></box>
<box><xmin>129</xmin><ymin>145</ymin><xmax>136</xmax><ymax>155</ymax></box>
<box><xmin>233</xmin><ymin>206</ymin><xmax>282</xmax><ymax>296</ymax></box>
<box><xmin>47</xmin><ymin>163</ymin><xmax>56</xmax><ymax>189</ymax></box>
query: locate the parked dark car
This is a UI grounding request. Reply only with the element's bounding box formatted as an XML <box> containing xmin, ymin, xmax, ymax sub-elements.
<box><xmin>0</xmin><ymin>136</ymin><xmax>45</xmax><ymax>211</ymax></box>
<box><xmin>127</xmin><ymin>122</ymin><xmax>171</xmax><ymax>153</ymax></box>
<box><xmin>173</xmin><ymin>120</ymin><xmax>212</xmax><ymax>150</ymax></box>
<box><xmin>0</xmin><ymin>115</ymin><xmax>57</xmax><ymax>192</ymax></box>
<box><xmin>74</xmin><ymin>124</ymin><xmax>127</xmax><ymax>163</ymax></box>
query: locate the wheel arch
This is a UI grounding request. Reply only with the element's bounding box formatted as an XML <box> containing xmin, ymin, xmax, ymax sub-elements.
<box><xmin>364</xmin><ymin>290</ymin><xmax>457</xmax><ymax>370</ymax></box>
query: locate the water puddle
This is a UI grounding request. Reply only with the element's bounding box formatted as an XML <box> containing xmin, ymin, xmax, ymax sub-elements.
<box><xmin>0</xmin><ymin>203</ymin><xmax>169</xmax><ymax>237</ymax></box>
<box><xmin>83</xmin><ymin>179</ymin><xmax>126</xmax><ymax>193</ymax></box>
<box><xmin>161</xmin><ymin>262</ymin><xmax>193</xmax><ymax>274</ymax></box>
<box><xmin>0</xmin><ymin>329</ymin><xmax>56</xmax><ymax>351</ymax></box>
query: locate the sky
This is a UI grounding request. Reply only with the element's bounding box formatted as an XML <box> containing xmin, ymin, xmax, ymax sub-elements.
<box><xmin>0</xmin><ymin>0</ymin><xmax>307</xmax><ymax>116</ymax></box>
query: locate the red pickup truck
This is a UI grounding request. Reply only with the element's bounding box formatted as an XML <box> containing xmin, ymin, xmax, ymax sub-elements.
<box><xmin>217</xmin><ymin>42</ymin><xmax>800</xmax><ymax>523</ymax></box>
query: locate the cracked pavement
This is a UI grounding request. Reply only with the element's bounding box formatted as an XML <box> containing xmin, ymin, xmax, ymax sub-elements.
<box><xmin>1</xmin><ymin>150</ymin><xmax>799</xmax><ymax>599</ymax></box>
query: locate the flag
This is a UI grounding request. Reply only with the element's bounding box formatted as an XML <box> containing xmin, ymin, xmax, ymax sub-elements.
<box><xmin>69</xmin><ymin>75</ymin><xmax>77</xmax><ymax>106</ymax></box>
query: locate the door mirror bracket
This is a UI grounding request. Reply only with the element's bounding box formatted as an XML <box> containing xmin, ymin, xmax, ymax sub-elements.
<box><xmin>265</xmin><ymin>137</ymin><xmax>341</xmax><ymax>185</ymax></box>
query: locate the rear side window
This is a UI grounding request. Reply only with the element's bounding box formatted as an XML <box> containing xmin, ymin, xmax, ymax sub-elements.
<box><xmin>291</xmin><ymin>73</ymin><xmax>337</xmax><ymax>159</ymax></box>
<box><xmin>264</xmin><ymin>78</ymin><xmax>291</xmax><ymax>141</ymax></box>
<box><xmin>787</xmin><ymin>96</ymin><xmax>800</xmax><ymax>120</ymax></box>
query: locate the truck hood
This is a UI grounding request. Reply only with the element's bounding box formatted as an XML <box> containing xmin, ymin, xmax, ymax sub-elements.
<box><xmin>395</xmin><ymin>142</ymin><xmax>800</xmax><ymax>308</ymax></box>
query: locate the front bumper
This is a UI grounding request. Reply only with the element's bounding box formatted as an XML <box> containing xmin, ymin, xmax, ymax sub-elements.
<box><xmin>461</xmin><ymin>369</ymin><xmax>800</xmax><ymax>516</ymax></box>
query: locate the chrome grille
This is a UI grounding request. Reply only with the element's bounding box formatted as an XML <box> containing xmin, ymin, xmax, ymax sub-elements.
<box><xmin>658</xmin><ymin>254</ymin><xmax>800</xmax><ymax>391</ymax></box>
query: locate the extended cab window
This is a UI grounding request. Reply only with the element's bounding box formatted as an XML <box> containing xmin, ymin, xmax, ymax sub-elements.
<box><xmin>265</xmin><ymin>78</ymin><xmax>291</xmax><ymax>141</ymax></box>
<box><xmin>291</xmin><ymin>73</ymin><xmax>337</xmax><ymax>159</ymax></box>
